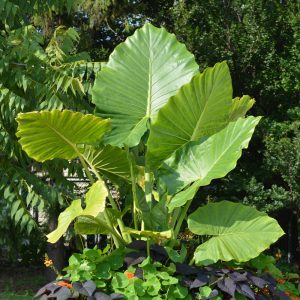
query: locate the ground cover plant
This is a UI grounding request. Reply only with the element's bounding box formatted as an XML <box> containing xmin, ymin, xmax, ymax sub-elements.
<box><xmin>15</xmin><ymin>23</ymin><xmax>291</xmax><ymax>299</ymax></box>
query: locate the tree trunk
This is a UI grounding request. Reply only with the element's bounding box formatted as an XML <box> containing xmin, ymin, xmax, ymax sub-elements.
<box><xmin>45</xmin><ymin>212</ymin><xmax>66</xmax><ymax>281</ymax></box>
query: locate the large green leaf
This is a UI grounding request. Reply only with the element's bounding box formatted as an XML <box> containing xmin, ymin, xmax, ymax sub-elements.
<box><xmin>47</xmin><ymin>180</ymin><xmax>108</xmax><ymax>243</ymax></box>
<box><xmin>165</xmin><ymin>116</ymin><xmax>261</xmax><ymax>211</ymax></box>
<box><xmin>147</xmin><ymin>61</ymin><xmax>233</xmax><ymax>170</ymax></box>
<box><xmin>16</xmin><ymin>110</ymin><xmax>110</xmax><ymax>162</ymax></box>
<box><xmin>75</xmin><ymin>215</ymin><xmax>111</xmax><ymax>235</ymax></box>
<box><xmin>92</xmin><ymin>23</ymin><xmax>198</xmax><ymax>147</ymax></box>
<box><xmin>83</xmin><ymin>180</ymin><xmax>107</xmax><ymax>217</ymax></box>
<box><xmin>229</xmin><ymin>96</ymin><xmax>255</xmax><ymax>121</ymax></box>
<box><xmin>82</xmin><ymin>145</ymin><xmax>132</xmax><ymax>183</ymax></box>
<box><xmin>47</xmin><ymin>199</ymin><xmax>83</xmax><ymax>243</ymax></box>
<box><xmin>75</xmin><ymin>208</ymin><xmax>122</xmax><ymax>235</ymax></box>
<box><xmin>188</xmin><ymin>201</ymin><xmax>284</xmax><ymax>265</ymax></box>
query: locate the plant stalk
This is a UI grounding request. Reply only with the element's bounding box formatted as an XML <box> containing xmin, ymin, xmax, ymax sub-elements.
<box><xmin>144</xmin><ymin>166</ymin><xmax>153</xmax><ymax>209</ymax></box>
<box><xmin>174</xmin><ymin>199</ymin><xmax>193</xmax><ymax>239</ymax></box>
<box><xmin>81</xmin><ymin>153</ymin><xmax>130</xmax><ymax>243</ymax></box>
<box><xmin>126</xmin><ymin>147</ymin><xmax>138</xmax><ymax>230</ymax></box>
<box><xmin>106</xmin><ymin>186</ymin><xmax>132</xmax><ymax>244</ymax></box>
<box><xmin>78</xmin><ymin>155</ymin><xmax>95</xmax><ymax>183</ymax></box>
<box><xmin>78</xmin><ymin>154</ymin><xmax>127</xmax><ymax>246</ymax></box>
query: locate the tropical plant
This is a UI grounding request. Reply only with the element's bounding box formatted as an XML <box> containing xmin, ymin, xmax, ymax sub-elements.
<box><xmin>16</xmin><ymin>23</ymin><xmax>284</xmax><ymax>272</ymax></box>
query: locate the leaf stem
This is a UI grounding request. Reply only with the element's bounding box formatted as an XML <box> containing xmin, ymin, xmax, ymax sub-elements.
<box><xmin>105</xmin><ymin>185</ymin><xmax>132</xmax><ymax>244</ymax></box>
<box><xmin>78</xmin><ymin>154</ymin><xmax>127</xmax><ymax>246</ymax></box>
<box><xmin>78</xmin><ymin>155</ymin><xmax>94</xmax><ymax>183</ymax></box>
<box><xmin>81</xmin><ymin>153</ymin><xmax>130</xmax><ymax>243</ymax></box>
<box><xmin>146</xmin><ymin>238</ymin><xmax>151</xmax><ymax>258</ymax></box>
<box><xmin>126</xmin><ymin>147</ymin><xmax>138</xmax><ymax>230</ymax></box>
<box><xmin>170</xmin><ymin>207</ymin><xmax>181</xmax><ymax>228</ymax></box>
<box><xmin>174</xmin><ymin>199</ymin><xmax>192</xmax><ymax>239</ymax></box>
<box><xmin>144</xmin><ymin>166</ymin><xmax>153</xmax><ymax>210</ymax></box>
<box><xmin>188</xmin><ymin>257</ymin><xmax>195</xmax><ymax>266</ymax></box>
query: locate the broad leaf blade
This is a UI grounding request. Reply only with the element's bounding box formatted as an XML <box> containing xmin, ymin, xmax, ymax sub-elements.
<box><xmin>165</xmin><ymin>116</ymin><xmax>261</xmax><ymax>211</ymax></box>
<box><xmin>47</xmin><ymin>199</ymin><xmax>83</xmax><ymax>243</ymax></box>
<box><xmin>168</xmin><ymin>181</ymin><xmax>201</xmax><ymax>212</ymax></box>
<box><xmin>147</xmin><ymin>61</ymin><xmax>233</xmax><ymax>170</ymax></box>
<box><xmin>92</xmin><ymin>23</ymin><xmax>198</xmax><ymax>147</ymax></box>
<box><xmin>83</xmin><ymin>180</ymin><xmax>107</xmax><ymax>217</ymax></box>
<box><xmin>75</xmin><ymin>215</ymin><xmax>111</xmax><ymax>235</ymax></box>
<box><xmin>82</xmin><ymin>145</ymin><xmax>132</xmax><ymax>183</ymax></box>
<box><xmin>188</xmin><ymin>201</ymin><xmax>284</xmax><ymax>265</ymax></box>
<box><xmin>47</xmin><ymin>180</ymin><xmax>109</xmax><ymax>243</ymax></box>
<box><xmin>16</xmin><ymin>110</ymin><xmax>110</xmax><ymax>162</ymax></box>
<box><xmin>229</xmin><ymin>96</ymin><xmax>255</xmax><ymax>121</ymax></box>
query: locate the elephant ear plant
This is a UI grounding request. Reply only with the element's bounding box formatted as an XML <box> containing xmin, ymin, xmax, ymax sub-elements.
<box><xmin>16</xmin><ymin>23</ymin><xmax>284</xmax><ymax>268</ymax></box>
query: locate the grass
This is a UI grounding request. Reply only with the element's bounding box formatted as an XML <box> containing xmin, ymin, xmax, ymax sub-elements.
<box><xmin>0</xmin><ymin>265</ymin><xmax>47</xmax><ymax>300</ymax></box>
<box><xmin>0</xmin><ymin>291</ymin><xmax>34</xmax><ymax>300</ymax></box>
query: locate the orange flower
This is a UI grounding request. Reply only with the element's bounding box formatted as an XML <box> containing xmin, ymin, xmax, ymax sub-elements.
<box><xmin>284</xmin><ymin>291</ymin><xmax>291</xmax><ymax>296</ymax></box>
<box><xmin>124</xmin><ymin>271</ymin><xmax>135</xmax><ymax>280</ymax></box>
<box><xmin>262</xmin><ymin>288</ymin><xmax>270</xmax><ymax>295</ymax></box>
<box><xmin>57</xmin><ymin>281</ymin><xmax>72</xmax><ymax>289</ymax></box>
<box><xmin>44</xmin><ymin>258</ymin><xmax>53</xmax><ymax>267</ymax></box>
<box><xmin>275</xmin><ymin>278</ymin><xmax>286</xmax><ymax>284</ymax></box>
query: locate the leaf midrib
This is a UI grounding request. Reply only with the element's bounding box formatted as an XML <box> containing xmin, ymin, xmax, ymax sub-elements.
<box><xmin>43</xmin><ymin>120</ymin><xmax>80</xmax><ymax>156</ymax></box>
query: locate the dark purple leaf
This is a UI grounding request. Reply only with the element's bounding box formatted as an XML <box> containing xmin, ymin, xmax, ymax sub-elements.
<box><xmin>35</xmin><ymin>282</ymin><xmax>57</xmax><ymax>297</ymax></box>
<box><xmin>48</xmin><ymin>284</ymin><xmax>61</xmax><ymax>294</ymax></box>
<box><xmin>261</xmin><ymin>274</ymin><xmax>277</xmax><ymax>286</ymax></box>
<box><xmin>190</xmin><ymin>273</ymin><xmax>210</xmax><ymax>289</ymax></box>
<box><xmin>83</xmin><ymin>280</ymin><xmax>97</xmax><ymax>296</ymax></box>
<box><xmin>217</xmin><ymin>277</ymin><xmax>236</xmax><ymax>297</ymax></box>
<box><xmin>176</xmin><ymin>263</ymin><xmax>199</xmax><ymax>275</ymax></box>
<box><xmin>208</xmin><ymin>289</ymin><xmax>219</xmax><ymax>298</ymax></box>
<box><xmin>229</xmin><ymin>271</ymin><xmax>248</xmax><ymax>282</ymax></box>
<box><xmin>181</xmin><ymin>277</ymin><xmax>193</xmax><ymax>288</ymax></box>
<box><xmin>51</xmin><ymin>286</ymin><xmax>71</xmax><ymax>300</ymax></box>
<box><xmin>72</xmin><ymin>281</ymin><xmax>83</xmax><ymax>292</ymax></box>
<box><xmin>248</xmin><ymin>275</ymin><xmax>269</xmax><ymax>288</ymax></box>
<box><xmin>134</xmin><ymin>267</ymin><xmax>143</xmax><ymax>279</ymax></box>
<box><xmin>124</xmin><ymin>251</ymin><xmax>146</xmax><ymax>266</ymax></box>
<box><xmin>274</xmin><ymin>290</ymin><xmax>292</xmax><ymax>300</ymax></box>
<box><xmin>236</xmin><ymin>283</ymin><xmax>255</xmax><ymax>300</ymax></box>
<box><xmin>110</xmin><ymin>293</ymin><xmax>124</xmax><ymax>299</ymax></box>
<box><xmin>257</xmin><ymin>295</ymin><xmax>268</xmax><ymax>300</ymax></box>
<box><xmin>94</xmin><ymin>291</ymin><xmax>112</xmax><ymax>300</ymax></box>
<box><xmin>150</xmin><ymin>244</ymin><xmax>168</xmax><ymax>257</ymax></box>
<box><xmin>127</xmin><ymin>240</ymin><xmax>146</xmax><ymax>250</ymax></box>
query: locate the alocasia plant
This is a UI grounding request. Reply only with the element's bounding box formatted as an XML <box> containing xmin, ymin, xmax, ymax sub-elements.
<box><xmin>16</xmin><ymin>23</ymin><xmax>284</xmax><ymax>266</ymax></box>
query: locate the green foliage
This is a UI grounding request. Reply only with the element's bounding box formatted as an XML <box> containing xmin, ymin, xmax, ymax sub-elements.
<box><xmin>63</xmin><ymin>246</ymin><xmax>124</xmax><ymax>283</ymax></box>
<box><xmin>92</xmin><ymin>22</ymin><xmax>198</xmax><ymax>147</ymax></box>
<box><xmin>164</xmin><ymin>117</ymin><xmax>261</xmax><ymax>211</ymax></box>
<box><xmin>188</xmin><ymin>201</ymin><xmax>284</xmax><ymax>265</ymax></box>
<box><xmin>16</xmin><ymin>23</ymin><xmax>283</xmax><ymax>270</ymax></box>
<box><xmin>112</xmin><ymin>258</ymin><xmax>191</xmax><ymax>300</ymax></box>
<box><xmin>47</xmin><ymin>180</ymin><xmax>108</xmax><ymax>243</ymax></box>
<box><xmin>0</xmin><ymin>4</ymin><xmax>99</xmax><ymax>258</ymax></box>
<box><xmin>154</xmin><ymin>0</ymin><xmax>300</xmax><ymax>213</ymax></box>
<box><xmin>16</xmin><ymin>110</ymin><xmax>111</xmax><ymax>161</ymax></box>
